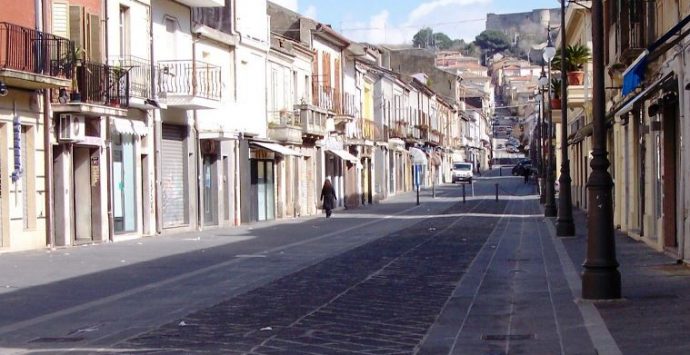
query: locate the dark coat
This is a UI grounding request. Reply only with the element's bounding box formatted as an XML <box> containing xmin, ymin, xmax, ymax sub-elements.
<box><xmin>321</xmin><ymin>185</ymin><xmax>337</xmax><ymax>210</ymax></box>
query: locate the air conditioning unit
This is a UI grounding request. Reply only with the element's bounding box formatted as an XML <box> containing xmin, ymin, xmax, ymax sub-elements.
<box><xmin>58</xmin><ymin>114</ymin><xmax>85</xmax><ymax>142</ymax></box>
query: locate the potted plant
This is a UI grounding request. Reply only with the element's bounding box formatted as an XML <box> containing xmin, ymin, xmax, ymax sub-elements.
<box><xmin>66</xmin><ymin>46</ymin><xmax>86</xmax><ymax>102</ymax></box>
<box><xmin>550</xmin><ymin>77</ymin><xmax>562</xmax><ymax>109</ymax></box>
<box><xmin>552</xmin><ymin>44</ymin><xmax>591</xmax><ymax>85</ymax></box>
<box><xmin>565</xmin><ymin>44</ymin><xmax>591</xmax><ymax>85</ymax></box>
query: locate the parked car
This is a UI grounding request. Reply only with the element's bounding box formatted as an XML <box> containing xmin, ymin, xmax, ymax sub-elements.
<box><xmin>511</xmin><ymin>160</ymin><xmax>532</xmax><ymax>176</ymax></box>
<box><xmin>452</xmin><ymin>162</ymin><xmax>474</xmax><ymax>183</ymax></box>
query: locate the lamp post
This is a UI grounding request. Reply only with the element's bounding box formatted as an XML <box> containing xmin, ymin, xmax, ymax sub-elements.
<box><xmin>556</xmin><ymin>0</ymin><xmax>575</xmax><ymax>236</ymax></box>
<box><xmin>537</xmin><ymin>68</ymin><xmax>548</xmax><ymax>204</ymax></box>
<box><xmin>543</xmin><ymin>30</ymin><xmax>557</xmax><ymax>217</ymax></box>
<box><xmin>582</xmin><ymin>0</ymin><xmax>621</xmax><ymax>299</ymax></box>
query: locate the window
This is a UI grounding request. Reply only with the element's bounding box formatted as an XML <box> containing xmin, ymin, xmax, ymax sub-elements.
<box><xmin>119</xmin><ymin>5</ymin><xmax>130</xmax><ymax>57</ymax></box>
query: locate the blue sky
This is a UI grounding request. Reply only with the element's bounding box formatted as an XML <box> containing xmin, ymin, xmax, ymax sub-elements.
<box><xmin>270</xmin><ymin>0</ymin><xmax>561</xmax><ymax>43</ymax></box>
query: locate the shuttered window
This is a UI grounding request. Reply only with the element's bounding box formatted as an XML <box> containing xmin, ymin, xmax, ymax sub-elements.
<box><xmin>52</xmin><ymin>1</ymin><xmax>69</xmax><ymax>38</ymax></box>
<box><xmin>69</xmin><ymin>6</ymin><xmax>85</xmax><ymax>50</ymax></box>
<box><xmin>89</xmin><ymin>14</ymin><xmax>101</xmax><ymax>61</ymax></box>
<box><xmin>334</xmin><ymin>57</ymin><xmax>341</xmax><ymax>113</ymax></box>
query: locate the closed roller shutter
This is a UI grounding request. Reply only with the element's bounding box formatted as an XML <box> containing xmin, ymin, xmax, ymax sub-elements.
<box><xmin>161</xmin><ymin>125</ymin><xmax>187</xmax><ymax>228</ymax></box>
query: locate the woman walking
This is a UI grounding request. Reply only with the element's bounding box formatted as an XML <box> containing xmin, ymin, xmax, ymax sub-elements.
<box><xmin>321</xmin><ymin>179</ymin><xmax>337</xmax><ymax>218</ymax></box>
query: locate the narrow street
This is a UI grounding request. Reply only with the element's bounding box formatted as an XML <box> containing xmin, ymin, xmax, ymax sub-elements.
<box><xmin>0</xmin><ymin>171</ymin><xmax>600</xmax><ymax>354</ymax></box>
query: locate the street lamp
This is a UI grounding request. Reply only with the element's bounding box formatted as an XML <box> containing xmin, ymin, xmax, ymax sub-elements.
<box><xmin>582</xmin><ymin>0</ymin><xmax>621</xmax><ymax>299</ymax></box>
<box><xmin>536</xmin><ymin>69</ymin><xmax>548</xmax><ymax>204</ymax></box>
<box><xmin>556</xmin><ymin>0</ymin><xmax>575</xmax><ymax>236</ymax></box>
<box><xmin>543</xmin><ymin>30</ymin><xmax>557</xmax><ymax>217</ymax></box>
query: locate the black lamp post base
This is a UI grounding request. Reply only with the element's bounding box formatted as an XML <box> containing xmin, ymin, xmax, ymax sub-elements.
<box><xmin>556</xmin><ymin>219</ymin><xmax>575</xmax><ymax>236</ymax></box>
<box><xmin>582</xmin><ymin>267</ymin><xmax>621</xmax><ymax>300</ymax></box>
<box><xmin>544</xmin><ymin>204</ymin><xmax>557</xmax><ymax>217</ymax></box>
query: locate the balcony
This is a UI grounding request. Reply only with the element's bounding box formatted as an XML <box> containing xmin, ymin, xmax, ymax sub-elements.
<box><xmin>390</xmin><ymin>122</ymin><xmax>407</xmax><ymax>139</ymax></box>
<box><xmin>52</xmin><ymin>62</ymin><xmax>130</xmax><ymax>117</ymax></box>
<box><xmin>295</xmin><ymin>103</ymin><xmax>327</xmax><ymax>138</ymax></box>
<box><xmin>338</xmin><ymin>92</ymin><xmax>358</xmax><ymax>119</ymax></box>
<box><xmin>110</xmin><ymin>56</ymin><xmax>154</xmax><ymax>108</ymax></box>
<box><xmin>268</xmin><ymin>109</ymin><xmax>302</xmax><ymax>145</ymax></box>
<box><xmin>0</xmin><ymin>22</ymin><xmax>72</xmax><ymax>89</ymax></box>
<box><xmin>567</xmin><ymin>84</ymin><xmax>588</xmax><ymax>108</ymax></box>
<box><xmin>362</xmin><ymin>120</ymin><xmax>376</xmax><ymax>141</ymax></box>
<box><xmin>157</xmin><ymin>60</ymin><xmax>221</xmax><ymax>109</ymax></box>
<box><xmin>429</xmin><ymin>130</ymin><xmax>441</xmax><ymax>145</ymax></box>
<box><xmin>313</xmin><ymin>85</ymin><xmax>341</xmax><ymax>114</ymax></box>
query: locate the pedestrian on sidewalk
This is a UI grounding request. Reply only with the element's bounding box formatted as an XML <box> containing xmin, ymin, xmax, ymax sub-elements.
<box><xmin>321</xmin><ymin>179</ymin><xmax>337</xmax><ymax>218</ymax></box>
<box><xmin>523</xmin><ymin>166</ymin><xmax>531</xmax><ymax>184</ymax></box>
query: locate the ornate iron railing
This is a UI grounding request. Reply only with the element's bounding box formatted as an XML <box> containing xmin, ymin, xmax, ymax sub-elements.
<box><xmin>0</xmin><ymin>22</ymin><xmax>72</xmax><ymax>79</ymax></box>
<box><xmin>157</xmin><ymin>60</ymin><xmax>221</xmax><ymax>100</ymax></box>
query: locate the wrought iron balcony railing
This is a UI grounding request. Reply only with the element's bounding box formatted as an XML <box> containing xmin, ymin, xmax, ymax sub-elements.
<box><xmin>77</xmin><ymin>62</ymin><xmax>129</xmax><ymax>107</ymax></box>
<box><xmin>0</xmin><ymin>22</ymin><xmax>72</xmax><ymax>80</ymax></box>
<box><xmin>110</xmin><ymin>55</ymin><xmax>154</xmax><ymax>99</ymax></box>
<box><xmin>157</xmin><ymin>60</ymin><xmax>221</xmax><ymax>101</ymax></box>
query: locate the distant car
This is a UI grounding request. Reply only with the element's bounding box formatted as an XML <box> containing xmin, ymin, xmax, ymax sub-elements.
<box><xmin>452</xmin><ymin>162</ymin><xmax>474</xmax><ymax>183</ymax></box>
<box><xmin>511</xmin><ymin>160</ymin><xmax>532</xmax><ymax>176</ymax></box>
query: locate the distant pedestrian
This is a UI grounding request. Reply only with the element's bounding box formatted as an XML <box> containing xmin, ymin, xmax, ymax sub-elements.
<box><xmin>476</xmin><ymin>162</ymin><xmax>482</xmax><ymax>176</ymax></box>
<box><xmin>523</xmin><ymin>167</ymin><xmax>531</xmax><ymax>183</ymax></box>
<box><xmin>321</xmin><ymin>179</ymin><xmax>337</xmax><ymax>218</ymax></box>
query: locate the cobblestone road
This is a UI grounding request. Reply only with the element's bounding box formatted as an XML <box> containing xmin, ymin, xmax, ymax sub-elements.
<box><xmin>122</xmin><ymin>195</ymin><xmax>508</xmax><ymax>354</ymax></box>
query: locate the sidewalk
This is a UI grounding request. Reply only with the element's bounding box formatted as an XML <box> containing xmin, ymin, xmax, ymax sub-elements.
<box><xmin>422</xmin><ymin>172</ymin><xmax>690</xmax><ymax>354</ymax></box>
<box><xmin>558</xmin><ymin>208</ymin><xmax>690</xmax><ymax>355</ymax></box>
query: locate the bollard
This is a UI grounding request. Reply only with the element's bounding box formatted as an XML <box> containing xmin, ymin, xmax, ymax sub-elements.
<box><xmin>416</xmin><ymin>186</ymin><xmax>420</xmax><ymax>205</ymax></box>
<box><xmin>432</xmin><ymin>183</ymin><xmax>435</xmax><ymax>199</ymax></box>
<box><xmin>495</xmin><ymin>183</ymin><xmax>499</xmax><ymax>202</ymax></box>
<box><xmin>499</xmin><ymin>166</ymin><xmax>502</xmax><ymax>176</ymax></box>
<box><xmin>462</xmin><ymin>183</ymin><xmax>466</xmax><ymax>203</ymax></box>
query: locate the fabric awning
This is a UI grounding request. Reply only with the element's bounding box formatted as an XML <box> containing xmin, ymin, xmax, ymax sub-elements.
<box><xmin>616</xmin><ymin>74</ymin><xmax>671</xmax><ymax>116</ymax></box>
<box><xmin>198</xmin><ymin>119</ymin><xmax>235</xmax><ymax>141</ymax></box>
<box><xmin>252</xmin><ymin>142</ymin><xmax>302</xmax><ymax>156</ymax></box>
<box><xmin>409</xmin><ymin>147</ymin><xmax>428</xmax><ymax>165</ymax></box>
<box><xmin>622</xmin><ymin>51</ymin><xmax>648</xmax><ymax>96</ymax></box>
<box><xmin>112</xmin><ymin>118</ymin><xmax>148</xmax><ymax>136</ymax></box>
<box><xmin>326</xmin><ymin>148</ymin><xmax>359</xmax><ymax>163</ymax></box>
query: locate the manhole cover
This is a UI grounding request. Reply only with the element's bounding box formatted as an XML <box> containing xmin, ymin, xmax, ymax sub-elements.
<box><xmin>482</xmin><ymin>334</ymin><xmax>534</xmax><ymax>341</ymax></box>
<box><xmin>29</xmin><ymin>337</ymin><xmax>85</xmax><ymax>343</ymax></box>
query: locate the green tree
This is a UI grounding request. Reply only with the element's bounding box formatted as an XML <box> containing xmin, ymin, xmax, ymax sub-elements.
<box><xmin>413</xmin><ymin>27</ymin><xmax>434</xmax><ymax>48</ymax></box>
<box><xmin>474</xmin><ymin>30</ymin><xmax>511</xmax><ymax>54</ymax></box>
<box><xmin>433</xmin><ymin>32</ymin><xmax>453</xmax><ymax>50</ymax></box>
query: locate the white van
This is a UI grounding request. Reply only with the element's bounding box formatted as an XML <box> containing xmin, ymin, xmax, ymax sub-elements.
<box><xmin>451</xmin><ymin>162</ymin><xmax>473</xmax><ymax>183</ymax></box>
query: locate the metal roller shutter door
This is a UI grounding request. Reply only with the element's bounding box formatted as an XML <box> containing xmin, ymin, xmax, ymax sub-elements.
<box><xmin>161</xmin><ymin>125</ymin><xmax>187</xmax><ymax>228</ymax></box>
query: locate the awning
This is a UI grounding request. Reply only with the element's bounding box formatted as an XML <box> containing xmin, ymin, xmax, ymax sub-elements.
<box><xmin>112</xmin><ymin>118</ymin><xmax>148</xmax><ymax>136</ymax></box>
<box><xmin>409</xmin><ymin>147</ymin><xmax>428</xmax><ymax>165</ymax></box>
<box><xmin>252</xmin><ymin>142</ymin><xmax>302</xmax><ymax>156</ymax></box>
<box><xmin>622</xmin><ymin>51</ymin><xmax>648</xmax><ymax>96</ymax></box>
<box><xmin>616</xmin><ymin>74</ymin><xmax>671</xmax><ymax>116</ymax></box>
<box><xmin>198</xmin><ymin>120</ymin><xmax>235</xmax><ymax>141</ymax></box>
<box><xmin>326</xmin><ymin>148</ymin><xmax>359</xmax><ymax>163</ymax></box>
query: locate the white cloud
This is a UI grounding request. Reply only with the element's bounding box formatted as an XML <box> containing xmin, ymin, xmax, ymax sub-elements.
<box><xmin>271</xmin><ymin>0</ymin><xmax>298</xmax><ymax>11</ymax></box>
<box><xmin>303</xmin><ymin>5</ymin><xmax>317</xmax><ymax>19</ymax></box>
<box><xmin>341</xmin><ymin>0</ymin><xmax>491</xmax><ymax>45</ymax></box>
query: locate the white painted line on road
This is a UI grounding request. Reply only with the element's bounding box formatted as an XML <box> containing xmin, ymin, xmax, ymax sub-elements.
<box><xmin>235</xmin><ymin>254</ymin><xmax>267</xmax><ymax>258</ymax></box>
<box><xmin>336</xmin><ymin>212</ymin><xmax>544</xmax><ymax>220</ymax></box>
<box><xmin>0</xmin><ymin>203</ymin><xmax>429</xmax><ymax>337</ymax></box>
<box><xmin>546</xmin><ymin>222</ymin><xmax>623</xmax><ymax>355</ymax></box>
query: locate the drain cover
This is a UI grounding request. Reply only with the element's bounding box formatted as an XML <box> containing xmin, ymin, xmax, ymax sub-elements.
<box><xmin>482</xmin><ymin>334</ymin><xmax>534</xmax><ymax>341</ymax></box>
<box><xmin>29</xmin><ymin>337</ymin><xmax>85</xmax><ymax>343</ymax></box>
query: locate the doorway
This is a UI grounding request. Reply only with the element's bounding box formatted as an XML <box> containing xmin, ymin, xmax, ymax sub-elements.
<box><xmin>202</xmin><ymin>153</ymin><xmax>218</xmax><ymax>226</ymax></box>
<box><xmin>661</xmin><ymin>94</ymin><xmax>679</xmax><ymax>250</ymax></box>
<box><xmin>250</xmin><ymin>159</ymin><xmax>275</xmax><ymax>222</ymax></box>
<box><xmin>73</xmin><ymin>146</ymin><xmax>100</xmax><ymax>243</ymax></box>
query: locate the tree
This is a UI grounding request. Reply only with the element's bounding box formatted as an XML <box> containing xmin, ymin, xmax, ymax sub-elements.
<box><xmin>412</xmin><ymin>28</ymin><xmax>453</xmax><ymax>49</ymax></box>
<box><xmin>413</xmin><ymin>28</ymin><xmax>434</xmax><ymax>48</ymax></box>
<box><xmin>433</xmin><ymin>32</ymin><xmax>453</xmax><ymax>50</ymax></box>
<box><xmin>474</xmin><ymin>30</ymin><xmax>511</xmax><ymax>54</ymax></box>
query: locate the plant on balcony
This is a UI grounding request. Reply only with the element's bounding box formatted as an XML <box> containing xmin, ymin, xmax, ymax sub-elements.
<box><xmin>552</xmin><ymin>44</ymin><xmax>591</xmax><ymax>85</ymax></box>
<box><xmin>64</xmin><ymin>45</ymin><xmax>85</xmax><ymax>102</ymax></box>
<box><xmin>550</xmin><ymin>77</ymin><xmax>562</xmax><ymax>110</ymax></box>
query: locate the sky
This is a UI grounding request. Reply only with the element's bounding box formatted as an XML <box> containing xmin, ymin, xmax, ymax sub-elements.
<box><xmin>270</xmin><ymin>0</ymin><xmax>560</xmax><ymax>44</ymax></box>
